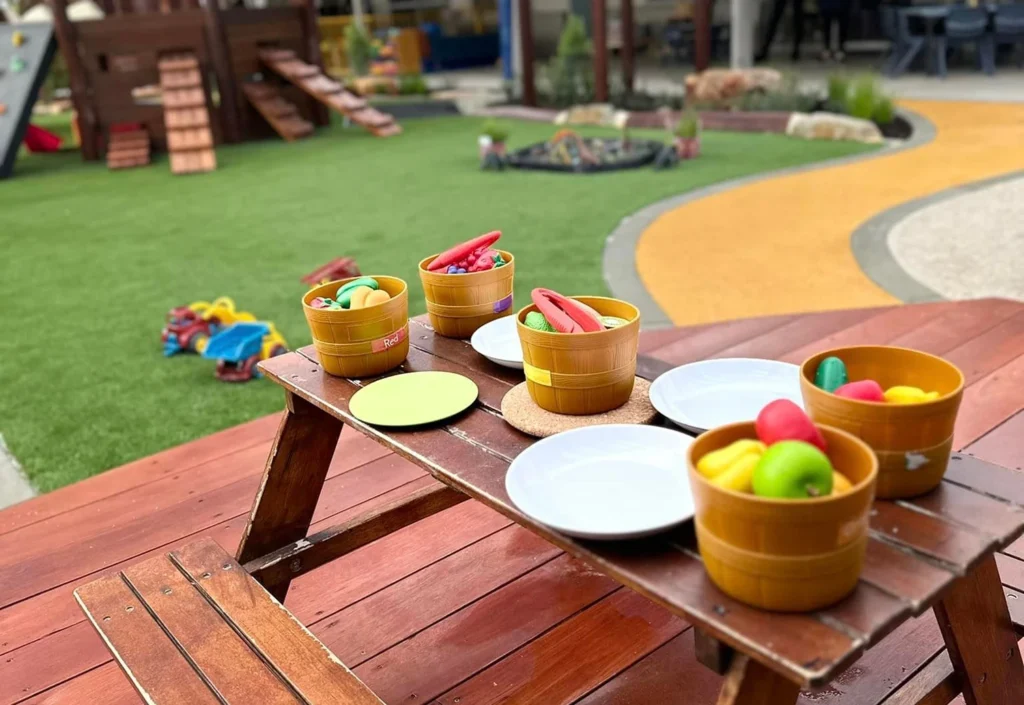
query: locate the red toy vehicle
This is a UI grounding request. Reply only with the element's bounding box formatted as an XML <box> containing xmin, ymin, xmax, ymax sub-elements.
<box><xmin>161</xmin><ymin>298</ymin><xmax>255</xmax><ymax>356</ymax></box>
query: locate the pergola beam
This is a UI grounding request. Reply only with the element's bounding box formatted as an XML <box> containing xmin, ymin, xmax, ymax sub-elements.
<box><xmin>592</xmin><ymin>0</ymin><xmax>608</xmax><ymax>102</ymax></box>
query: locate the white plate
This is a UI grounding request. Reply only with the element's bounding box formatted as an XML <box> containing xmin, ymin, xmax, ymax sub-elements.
<box><xmin>470</xmin><ymin>315</ymin><xmax>523</xmax><ymax>369</ymax></box>
<box><xmin>649</xmin><ymin>358</ymin><xmax>802</xmax><ymax>433</ymax></box>
<box><xmin>505</xmin><ymin>425</ymin><xmax>694</xmax><ymax>540</ymax></box>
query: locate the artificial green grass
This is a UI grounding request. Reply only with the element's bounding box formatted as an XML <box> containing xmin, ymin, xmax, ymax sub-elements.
<box><xmin>0</xmin><ymin>116</ymin><xmax>876</xmax><ymax>492</ymax></box>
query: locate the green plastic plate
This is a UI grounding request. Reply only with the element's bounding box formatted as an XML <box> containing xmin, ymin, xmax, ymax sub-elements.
<box><xmin>349</xmin><ymin>372</ymin><xmax>479</xmax><ymax>427</ymax></box>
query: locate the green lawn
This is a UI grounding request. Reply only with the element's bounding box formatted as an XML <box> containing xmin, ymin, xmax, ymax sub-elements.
<box><xmin>0</xmin><ymin>116</ymin><xmax>875</xmax><ymax>492</ymax></box>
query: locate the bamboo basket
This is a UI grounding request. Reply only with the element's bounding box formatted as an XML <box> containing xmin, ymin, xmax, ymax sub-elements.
<box><xmin>302</xmin><ymin>276</ymin><xmax>409</xmax><ymax>378</ymax></box>
<box><xmin>418</xmin><ymin>251</ymin><xmax>515</xmax><ymax>339</ymax></box>
<box><xmin>516</xmin><ymin>297</ymin><xmax>640</xmax><ymax>415</ymax></box>
<box><xmin>688</xmin><ymin>422</ymin><xmax>878</xmax><ymax>612</ymax></box>
<box><xmin>800</xmin><ymin>346</ymin><xmax>964</xmax><ymax>499</ymax></box>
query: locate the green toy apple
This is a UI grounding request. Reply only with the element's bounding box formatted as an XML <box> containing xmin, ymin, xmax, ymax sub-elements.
<box><xmin>752</xmin><ymin>441</ymin><xmax>834</xmax><ymax>499</ymax></box>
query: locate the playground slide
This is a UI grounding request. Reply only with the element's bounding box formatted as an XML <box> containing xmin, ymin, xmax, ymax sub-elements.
<box><xmin>158</xmin><ymin>53</ymin><xmax>217</xmax><ymax>175</ymax></box>
<box><xmin>0</xmin><ymin>23</ymin><xmax>57</xmax><ymax>179</ymax></box>
<box><xmin>258</xmin><ymin>49</ymin><xmax>401</xmax><ymax>138</ymax></box>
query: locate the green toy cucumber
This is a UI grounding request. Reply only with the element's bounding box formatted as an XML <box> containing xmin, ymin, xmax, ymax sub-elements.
<box><xmin>524</xmin><ymin>311</ymin><xmax>556</xmax><ymax>332</ymax></box>
<box><xmin>336</xmin><ymin>277</ymin><xmax>379</xmax><ymax>308</ymax></box>
<box><xmin>814</xmin><ymin>356</ymin><xmax>848</xmax><ymax>393</ymax></box>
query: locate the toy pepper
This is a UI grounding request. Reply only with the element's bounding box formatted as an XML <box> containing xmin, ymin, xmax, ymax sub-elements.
<box><xmin>428</xmin><ymin>231</ymin><xmax>503</xmax><ymax>272</ymax></box>
<box><xmin>531</xmin><ymin>288</ymin><xmax>603</xmax><ymax>333</ymax></box>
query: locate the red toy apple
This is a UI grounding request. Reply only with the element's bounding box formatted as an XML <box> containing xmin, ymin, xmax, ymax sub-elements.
<box><xmin>834</xmin><ymin>380</ymin><xmax>885</xmax><ymax>402</ymax></box>
<box><xmin>755</xmin><ymin>399</ymin><xmax>827</xmax><ymax>452</ymax></box>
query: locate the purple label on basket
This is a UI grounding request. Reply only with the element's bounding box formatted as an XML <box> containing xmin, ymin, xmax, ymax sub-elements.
<box><xmin>493</xmin><ymin>294</ymin><xmax>513</xmax><ymax>314</ymax></box>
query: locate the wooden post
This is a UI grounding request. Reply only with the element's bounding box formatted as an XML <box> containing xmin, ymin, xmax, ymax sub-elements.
<box><xmin>591</xmin><ymin>0</ymin><xmax>608</xmax><ymax>102</ymax></box>
<box><xmin>294</xmin><ymin>0</ymin><xmax>331</xmax><ymax>127</ymax></box>
<box><xmin>694</xmin><ymin>0</ymin><xmax>713</xmax><ymax>72</ymax></box>
<box><xmin>717</xmin><ymin>655</ymin><xmax>801</xmax><ymax>705</ymax></box>
<box><xmin>933</xmin><ymin>554</ymin><xmax>1024</xmax><ymax>705</ymax></box>
<box><xmin>518</xmin><ymin>0</ymin><xmax>536</xmax><ymax>106</ymax></box>
<box><xmin>203</xmin><ymin>0</ymin><xmax>243</xmax><ymax>144</ymax></box>
<box><xmin>620</xmin><ymin>0</ymin><xmax>634</xmax><ymax>93</ymax></box>
<box><xmin>47</xmin><ymin>0</ymin><xmax>99</xmax><ymax>160</ymax></box>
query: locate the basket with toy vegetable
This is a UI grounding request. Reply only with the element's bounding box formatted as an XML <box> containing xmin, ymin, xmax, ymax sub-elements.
<box><xmin>688</xmin><ymin>400</ymin><xmax>878</xmax><ymax>612</ymax></box>
<box><xmin>419</xmin><ymin>231</ymin><xmax>515</xmax><ymax>339</ymax></box>
<box><xmin>516</xmin><ymin>288</ymin><xmax>640</xmax><ymax>415</ymax></box>
<box><xmin>800</xmin><ymin>346</ymin><xmax>964</xmax><ymax>498</ymax></box>
<box><xmin>302</xmin><ymin>275</ymin><xmax>409</xmax><ymax>378</ymax></box>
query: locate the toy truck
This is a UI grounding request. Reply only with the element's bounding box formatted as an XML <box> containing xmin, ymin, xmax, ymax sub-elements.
<box><xmin>201</xmin><ymin>321</ymin><xmax>288</xmax><ymax>382</ymax></box>
<box><xmin>161</xmin><ymin>297</ymin><xmax>255</xmax><ymax>356</ymax></box>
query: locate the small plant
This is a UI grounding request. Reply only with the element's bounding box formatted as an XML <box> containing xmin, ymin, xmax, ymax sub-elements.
<box><xmin>872</xmin><ymin>96</ymin><xmax>896</xmax><ymax>125</ymax></box>
<box><xmin>674</xmin><ymin>111</ymin><xmax>700</xmax><ymax>139</ymax></box>
<box><xmin>827</xmin><ymin>73</ymin><xmax>850</xmax><ymax>106</ymax></box>
<box><xmin>481</xmin><ymin>119</ymin><xmax>510</xmax><ymax>144</ymax></box>
<box><xmin>345</xmin><ymin>22</ymin><xmax>373</xmax><ymax>77</ymax></box>
<box><xmin>546</xmin><ymin>15</ymin><xmax>595</xmax><ymax>108</ymax></box>
<box><xmin>832</xmin><ymin>73</ymin><xmax>894</xmax><ymax>125</ymax></box>
<box><xmin>398</xmin><ymin>73</ymin><xmax>430</xmax><ymax>96</ymax></box>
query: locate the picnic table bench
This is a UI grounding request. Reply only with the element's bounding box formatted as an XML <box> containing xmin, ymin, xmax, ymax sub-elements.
<box><xmin>76</xmin><ymin>302</ymin><xmax>1024</xmax><ymax>705</ymax></box>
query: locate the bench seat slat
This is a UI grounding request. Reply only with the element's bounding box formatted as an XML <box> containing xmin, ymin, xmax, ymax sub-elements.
<box><xmin>171</xmin><ymin>538</ymin><xmax>384</xmax><ymax>705</ymax></box>
<box><xmin>74</xmin><ymin>575</ymin><xmax>222</xmax><ymax>705</ymax></box>
<box><xmin>121</xmin><ymin>553</ymin><xmax>301</xmax><ymax>705</ymax></box>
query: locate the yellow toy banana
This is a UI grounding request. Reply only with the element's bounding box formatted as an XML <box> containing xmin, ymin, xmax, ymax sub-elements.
<box><xmin>697</xmin><ymin>439</ymin><xmax>766</xmax><ymax>479</ymax></box>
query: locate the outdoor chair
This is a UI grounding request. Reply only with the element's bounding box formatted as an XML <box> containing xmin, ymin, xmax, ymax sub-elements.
<box><xmin>881</xmin><ymin>5</ymin><xmax>927</xmax><ymax>76</ymax></box>
<box><xmin>994</xmin><ymin>4</ymin><xmax>1024</xmax><ymax>68</ymax></box>
<box><xmin>934</xmin><ymin>5</ymin><xmax>996</xmax><ymax>76</ymax></box>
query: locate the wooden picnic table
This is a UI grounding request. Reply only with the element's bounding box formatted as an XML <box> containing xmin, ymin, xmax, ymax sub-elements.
<box><xmin>229</xmin><ymin>299</ymin><xmax>1024</xmax><ymax>704</ymax></box>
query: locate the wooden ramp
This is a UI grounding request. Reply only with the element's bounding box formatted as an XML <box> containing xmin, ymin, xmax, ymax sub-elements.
<box><xmin>106</xmin><ymin>128</ymin><xmax>151</xmax><ymax>170</ymax></box>
<box><xmin>242</xmin><ymin>82</ymin><xmax>315</xmax><ymax>142</ymax></box>
<box><xmin>259</xmin><ymin>48</ymin><xmax>401</xmax><ymax>138</ymax></box>
<box><xmin>4</xmin><ymin>303</ymin><xmax>1024</xmax><ymax>704</ymax></box>
<box><xmin>158</xmin><ymin>53</ymin><xmax>217</xmax><ymax>175</ymax></box>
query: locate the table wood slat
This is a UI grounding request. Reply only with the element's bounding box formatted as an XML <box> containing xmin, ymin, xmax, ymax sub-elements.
<box><xmin>408</xmin><ymin>319</ymin><xmax>524</xmax><ymax>386</ymax></box>
<box><xmin>869</xmin><ymin>501</ymin><xmax>994</xmax><ymax>575</ymax></box>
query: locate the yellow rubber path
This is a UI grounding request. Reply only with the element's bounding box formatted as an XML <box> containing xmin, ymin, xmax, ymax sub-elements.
<box><xmin>636</xmin><ymin>100</ymin><xmax>1024</xmax><ymax>326</ymax></box>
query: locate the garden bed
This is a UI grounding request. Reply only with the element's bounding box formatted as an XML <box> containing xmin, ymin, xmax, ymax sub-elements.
<box><xmin>507</xmin><ymin>136</ymin><xmax>663</xmax><ymax>173</ymax></box>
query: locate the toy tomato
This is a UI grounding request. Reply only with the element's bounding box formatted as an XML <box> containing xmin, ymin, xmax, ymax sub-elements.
<box><xmin>755</xmin><ymin>399</ymin><xmax>827</xmax><ymax>452</ymax></box>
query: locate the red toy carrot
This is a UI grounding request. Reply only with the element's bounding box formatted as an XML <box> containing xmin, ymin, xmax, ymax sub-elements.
<box><xmin>428</xmin><ymin>231</ymin><xmax>501</xmax><ymax>271</ymax></box>
<box><xmin>531</xmin><ymin>289</ymin><xmax>603</xmax><ymax>333</ymax></box>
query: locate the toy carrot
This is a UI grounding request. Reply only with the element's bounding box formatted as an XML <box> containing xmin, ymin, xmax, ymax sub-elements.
<box><xmin>428</xmin><ymin>231</ymin><xmax>501</xmax><ymax>271</ymax></box>
<box><xmin>531</xmin><ymin>288</ymin><xmax>604</xmax><ymax>333</ymax></box>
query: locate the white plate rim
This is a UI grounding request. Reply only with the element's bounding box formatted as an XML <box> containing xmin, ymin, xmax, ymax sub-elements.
<box><xmin>470</xmin><ymin>315</ymin><xmax>523</xmax><ymax>368</ymax></box>
<box><xmin>649</xmin><ymin>358</ymin><xmax>802</xmax><ymax>433</ymax></box>
<box><xmin>505</xmin><ymin>424</ymin><xmax>694</xmax><ymax>540</ymax></box>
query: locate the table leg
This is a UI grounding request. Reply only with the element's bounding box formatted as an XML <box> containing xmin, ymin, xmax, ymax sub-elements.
<box><xmin>695</xmin><ymin>629</ymin><xmax>801</xmax><ymax>705</ymax></box>
<box><xmin>236</xmin><ymin>392</ymin><xmax>343</xmax><ymax>600</ymax></box>
<box><xmin>717</xmin><ymin>655</ymin><xmax>800</xmax><ymax>705</ymax></box>
<box><xmin>933</xmin><ymin>554</ymin><xmax>1024</xmax><ymax>705</ymax></box>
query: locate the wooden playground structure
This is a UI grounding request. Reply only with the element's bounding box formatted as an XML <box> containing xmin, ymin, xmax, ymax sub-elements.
<box><xmin>48</xmin><ymin>0</ymin><xmax>399</xmax><ymax>172</ymax></box>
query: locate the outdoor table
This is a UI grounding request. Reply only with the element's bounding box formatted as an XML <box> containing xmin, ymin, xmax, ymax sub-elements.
<box><xmin>240</xmin><ymin>304</ymin><xmax>1024</xmax><ymax>704</ymax></box>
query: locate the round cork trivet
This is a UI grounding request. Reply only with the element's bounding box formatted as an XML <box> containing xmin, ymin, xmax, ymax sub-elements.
<box><xmin>501</xmin><ymin>377</ymin><xmax>656</xmax><ymax>437</ymax></box>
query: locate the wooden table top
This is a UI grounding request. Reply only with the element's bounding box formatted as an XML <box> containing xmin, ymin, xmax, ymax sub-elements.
<box><xmin>259</xmin><ymin>298</ymin><xmax>1024</xmax><ymax>688</ymax></box>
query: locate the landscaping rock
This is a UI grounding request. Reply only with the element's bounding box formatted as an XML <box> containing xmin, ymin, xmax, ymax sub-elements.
<box><xmin>481</xmin><ymin>152</ymin><xmax>506</xmax><ymax>171</ymax></box>
<box><xmin>653</xmin><ymin>145</ymin><xmax>679</xmax><ymax>170</ymax></box>
<box><xmin>684</xmin><ymin>69</ymin><xmax>783</xmax><ymax>106</ymax></box>
<box><xmin>554</xmin><ymin>103</ymin><xmax>631</xmax><ymax>129</ymax></box>
<box><xmin>786</xmin><ymin>112</ymin><xmax>885</xmax><ymax>144</ymax></box>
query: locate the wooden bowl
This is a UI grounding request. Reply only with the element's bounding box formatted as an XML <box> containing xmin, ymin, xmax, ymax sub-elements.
<box><xmin>688</xmin><ymin>422</ymin><xmax>878</xmax><ymax>612</ymax></box>
<box><xmin>516</xmin><ymin>297</ymin><xmax>640</xmax><ymax>415</ymax></box>
<box><xmin>418</xmin><ymin>251</ymin><xmax>515</xmax><ymax>339</ymax></box>
<box><xmin>800</xmin><ymin>345</ymin><xmax>964</xmax><ymax>498</ymax></box>
<box><xmin>302</xmin><ymin>276</ymin><xmax>409</xmax><ymax>378</ymax></box>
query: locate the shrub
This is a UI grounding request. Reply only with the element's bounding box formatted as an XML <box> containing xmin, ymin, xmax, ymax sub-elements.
<box><xmin>674</xmin><ymin>110</ymin><xmax>700</xmax><ymax>139</ymax></box>
<box><xmin>344</xmin><ymin>23</ymin><xmax>373</xmax><ymax>77</ymax></box>
<box><xmin>827</xmin><ymin>73</ymin><xmax>850</xmax><ymax>106</ymax></box>
<box><xmin>398</xmin><ymin>73</ymin><xmax>429</xmax><ymax>95</ymax></box>
<box><xmin>736</xmin><ymin>74</ymin><xmax>818</xmax><ymax>113</ymax></box>
<box><xmin>846</xmin><ymin>75</ymin><xmax>880</xmax><ymax>120</ymax></box>
<box><xmin>831</xmin><ymin>73</ymin><xmax>894</xmax><ymax>124</ymax></box>
<box><xmin>872</xmin><ymin>96</ymin><xmax>896</xmax><ymax>125</ymax></box>
<box><xmin>546</xmin><ymin>15</ymin><xmax>595</xmax><ymax>108</ymax></box>
<box><xmin>481</xmin><ymin>119</ymin><xmax>510</xmax><ymax>143</ymax></box>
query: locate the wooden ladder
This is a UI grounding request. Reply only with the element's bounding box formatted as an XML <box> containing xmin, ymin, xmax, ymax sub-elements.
<box><xmin>158</xmin><ymin>54</ymin><xmax>217</xmax><ymax>175</ymax></box>
<box><xmin>106</xmin><ymin>128</ymin><xmax>151</xmax><ymax>170</ymax></box>
<box><xmin>258</xmin><ymin>48</ymin><xmax>402</xmax><ymax>138</ymax></box>
<box><xmin>242</xmin><ymin>82</ymin><xmax>315</xmax><ymax>142</ymax></box>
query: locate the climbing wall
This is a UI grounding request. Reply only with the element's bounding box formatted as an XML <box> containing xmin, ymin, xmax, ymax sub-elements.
<box><xmin>158</xmin><ymin>53</ymin><xmax>216</xmax><ymax>175</ymax></box>
<box><xmin>242</xmin><ymin>82</ymin><xmax>314</xmax><ymax>142</ymax></box>
<box><xmin>0</xmin><ymin>23</ymin><xmax>57</xmax><ymax>180</ymax></box>
<box><xmin>258</xmin><ymin>49</ymin><xmax>401</xmax><ymax>138</ymax></box>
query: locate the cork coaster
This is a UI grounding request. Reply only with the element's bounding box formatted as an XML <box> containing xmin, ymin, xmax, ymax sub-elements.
<box><xmin>501</xmin><ymin>378</ymin><xmax>656</xmax><ymax>438</ymax></box>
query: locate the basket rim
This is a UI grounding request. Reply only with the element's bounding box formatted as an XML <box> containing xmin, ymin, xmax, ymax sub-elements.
<box><xmin>799</xmin><ymin>344</ymin><xmax>965</xmax><ymax>407</ymax></box>
<box><xmin>688</xmin><ymin>421</ymin><xmax>879</xmax><ymax>507</ymax></box>
<box><xmin>419</xmin><ymin>250</ymin><xmax>515</xmax><ymax>279</ymax></box>
<box><xmin>302</xmin><ymin>275</ymin><xmax>408</xmax><ymax>314</ymax></box>
<box><xmin>516</xmin><ymin>295</ymin><xmax>640</xmax><ymax>337</ymax></box>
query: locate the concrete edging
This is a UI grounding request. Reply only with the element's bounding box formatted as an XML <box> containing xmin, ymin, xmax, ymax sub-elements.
<box><xmin>602</xmin><ymin>108</ymin><xmax>937</xmax><ymax>329</ymax></box>
<box><xmin>0</xmin><ymin>434</ymin><xmax>35</xmax><ymax>510</ymax></box>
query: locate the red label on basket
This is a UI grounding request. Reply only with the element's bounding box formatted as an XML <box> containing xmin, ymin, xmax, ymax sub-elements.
<box><xmin>372</xmin><ymin>327</ymin><xmax>406</xmax><ymax>353</ymax></box>
<box><xmin>493</xmin><ymin>294</ymin><xmax>513</xmax><ymax>314</ymax></box>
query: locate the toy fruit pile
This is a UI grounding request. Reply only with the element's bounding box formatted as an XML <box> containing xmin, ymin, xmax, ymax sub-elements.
<box><xmin>697</xmin><ymin>400</ymin><xmax>853</xmax><ymax>499</ymax></box>
<box><xmin>524</xmin><ymin>288</ymin><xmax>629</xmax><ymax>333</ymax></box>
<box><xmin>813</xmin><ymin>356</ymin><xmax>939</xmax><ymax>403</ymax></box>
<box><xmin>427</xmin><ymin>231</ymin><xmax>509</xmax><ymax>274</ymax></box>
<box><xmin>310</xmin><ymin>277</ymin><xmax>391</xmax><ymax>311</ymax></box>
